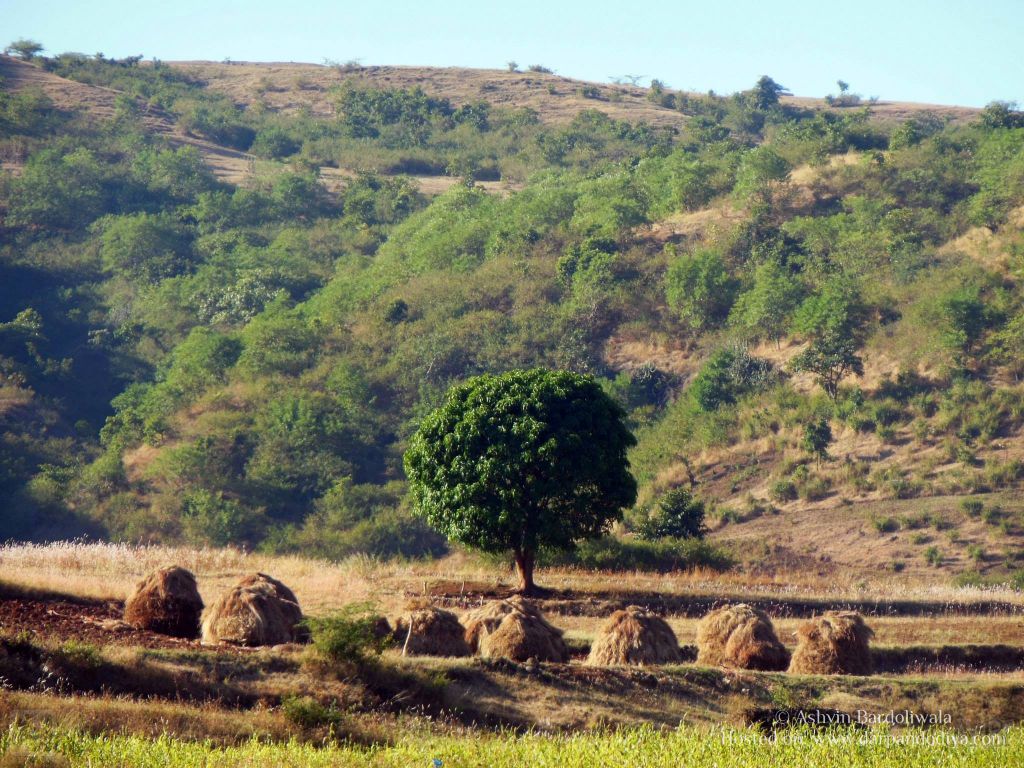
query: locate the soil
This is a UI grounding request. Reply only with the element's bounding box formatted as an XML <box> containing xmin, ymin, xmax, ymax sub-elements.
<box><xmin>0</xmin><ymin>595</ymin><xmax>206</xmax><ymax>649</ymax></box>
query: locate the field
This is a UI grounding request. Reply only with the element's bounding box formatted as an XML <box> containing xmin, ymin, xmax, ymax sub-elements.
<box><xmin>1</xmin><ymin>542</ymin><xmax>1024</xmax><ymax>765</ymax></box>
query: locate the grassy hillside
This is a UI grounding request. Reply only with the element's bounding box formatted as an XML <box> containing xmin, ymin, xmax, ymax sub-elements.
<box><xmin>2</xmin><ymin>50</ymin><xmax>1024</xmax><ymax>585</ymax></box>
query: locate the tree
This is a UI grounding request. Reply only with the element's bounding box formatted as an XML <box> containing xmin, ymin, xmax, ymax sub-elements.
<box><xmin>638</xmin><ymin>487</ymin><xmax>706</xmax><ymax>540</ymax></box>
<box><xmin>404</xmin><ymin>368</ymin><xmax>637</xmax><ymax>594</ymax></box>
<box><xmin>791</xmin><ymin>332</ymin><xmax>864</xmax><ymax>400</ymax></box>
<box><xmin>729</xmin><ymin>260</ymin><xmax>803</xmax><ymax>344</ymax></box>
<box><xmin>665</xmin><ymin>247</ymin><xmax>737</xmax><ymax>330</ymax></box>
<box><xmin>789</xmin><ymin>281</ymin><xmax>867</xmax><ymax>399</ymax></box>
<box><xmin>5</xmin><ymin>39</ymin><xmax>43</xmax><ymax>60</ymax></box>
<box><xmin>802</xmin><ymin>417</ymin><xmax>833</xmax><ymax>464</ymax></box>
<box><xmin>939</xmin><ymin>288</ymin><xmax>990</xmax><ymax>365</ymax></box>
<box><xmin>734</xmin><ymin>146</ymin><xmax>791</xmax><ymax>209</ymax></box>
<box><xmin>749</xmin><ymin>76</ymin><xmax>789</xmax><ymax>110</ymax></box>
<box><xmin>97</xmin><ymin>213</ymin><xmax>194</xmax><ymax>284</ymax></box>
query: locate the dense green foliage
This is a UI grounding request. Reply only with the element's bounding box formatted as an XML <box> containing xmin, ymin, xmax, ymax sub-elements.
<box><xmin>4</xmin><ymin>49</ymin><xmax>1024</xmax><ymax>565</ymax></box>
<box><xmin>404</xmin><ymin>368</ymin><xmax>637</xmax><ymax>589</ymax></box>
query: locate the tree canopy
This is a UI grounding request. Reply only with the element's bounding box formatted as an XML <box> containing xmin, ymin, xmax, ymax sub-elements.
<box><xmin>404</xmin><ymin>368</ymin><xmax>637</xmax><ymax>592</ymax></box>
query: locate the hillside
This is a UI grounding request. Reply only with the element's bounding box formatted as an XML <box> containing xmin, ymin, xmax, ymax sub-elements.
<box><xmin>2</xmin><ymin>51</ymin><xmax>1024</xmax><ymax>587</ymax></box>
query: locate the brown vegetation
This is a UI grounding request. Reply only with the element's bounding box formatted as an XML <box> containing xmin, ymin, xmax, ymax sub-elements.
<box><xmin>463</xmin><ymin>596</ymin><xmax>547</xmax><ymax>652</ymax></box>
<box><xmin>586</xmin><ymin>605</ymin><xmax>681</xmax><ymax>666</ymax></box>
<box><xmin>201</xmin><ymin>573</ymin><xmax>305</xmax><ymax>646</ymax></box>
<box><xmin>695</xmin><ymin>604</ymin><xmax>789</xmax><ymax>671</ymax></box>
<box><xmin>478</xmin><ymin>609</ymin><xmax>569</xmax><ymax>663</ymax></box>
<box><xmin>788</xmin><ymin>611</ymin><xmax>874</xmax><ymax>675</ymax></box>
<box><xmin>393</xmin><ymin>607</ymin><xmax>471</xmax><ymax>657</ymax></box>
<box><xmin>123</xmin><ymin>566</ymin><xmax>203</xmax><ymax>639</ymax></box>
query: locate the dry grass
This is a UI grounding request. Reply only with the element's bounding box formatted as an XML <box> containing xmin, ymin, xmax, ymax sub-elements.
<box><xmin>202</xmin><ymin>573</ymin><xmax>306</xmax><ymax>646</ymax></box>
<box><xmin>789</xmin><ymin>612</ymin><xmax>874</xmax><ymax>676</ymax></box>
<box><xmin>5</xmin><ymin>542</ymin><xmax>1024</xmax><ymax>619</ymax></box>
<box><xmin>586</xmin><ymin>606</ymin><xmax>680</xmax><ymax>666</ymax></box>
<box><xmin>696</xmin><ymin>604</ymin><xmax>789</xmax><ymax>671</ymax></box>
<box><xmin>123</xmin><ymin>566</ymin><xmax>203</xmax><ymax>638</ymax></box>
<box><xmin>393</xmin><ymin>607</ymin><xmax>471</xmax><ymax>657</ymax></box>
<box><xmin>478</xmin><ymin>611</ymin><xmax>568</xmax><ymax>663</ymax></box>
<box><xmin>463</xmin><ymin>596</ymin><xmax>548</xmax><ymax>652</ymax></box>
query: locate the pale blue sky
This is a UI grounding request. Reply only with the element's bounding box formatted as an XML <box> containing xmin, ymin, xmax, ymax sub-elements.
<box><xmin>3</xmin><ymin>0</ymin><xmax>1021</xmax><ymax>107</ymax></box>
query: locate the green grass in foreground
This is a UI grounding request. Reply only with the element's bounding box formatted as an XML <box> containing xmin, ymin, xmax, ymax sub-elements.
<box><xmin>1</xmin><ymin>724</ymin><xmax>1019</xmax><ymax>768</ymax></box>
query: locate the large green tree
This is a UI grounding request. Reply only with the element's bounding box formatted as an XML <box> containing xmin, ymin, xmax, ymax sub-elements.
<box><xmin>404</xmin><ymin>368</ymin><xmax>637</xmax><ymax>593</ymax></box>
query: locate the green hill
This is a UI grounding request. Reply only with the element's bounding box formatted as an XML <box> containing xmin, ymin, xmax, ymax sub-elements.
<box><xmin>2</xmin><ymin>51</ymin><xmax>1024</xmax><ymax>581</ymax></box>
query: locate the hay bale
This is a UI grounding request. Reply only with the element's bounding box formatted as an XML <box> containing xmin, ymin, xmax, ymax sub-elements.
<box><xmin>479</xmin><ymin>609</ymin><xmax>568</xmax><ymax>663</ymax></box>
<box><xmin>201</xmin><ymin>573</ymin><xmax>306</xmax><ymax>647</ymax></box>
<box><xmin>463</xmin><ymin>596</ymin><xmax>547</xmax><ymax>652</ymax></box>
<box><xmin>586</xmin><ymin>605</ymin><xmax>681</xmax><ymax>666</ymax></box>
<box><xmin>123</xmin><ymin>566</ymin><xmax>203</xmax><ymax>638</ymax></box>
<box><xmin>696</xmin><ymin>603</ymin><xmax>789</xmax><ymax>671</ymax></box>
<box><xmin>788</xmin><ymin>611</ymin><xmax>873</xmax><ymax>675</ymax></box>
<box><xmin>393</xmin><ymin>607</ymin><xmax>471</xmax><ymax>657</ymax></box>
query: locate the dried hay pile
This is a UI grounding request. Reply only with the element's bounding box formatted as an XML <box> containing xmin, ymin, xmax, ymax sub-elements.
<box><xmin>463</xmin><ymin>596</ymin><xmax>547</xmax><ymax>652</ymax></box>
<box><xmin>586</xmin><ymin>605</ymin><xmax>681</xmax><ymax>666</ymax></box>
<box><xmin>201</xmin><ymin>573</ymin><xmax>306</xmax><ymax>646</ymax></box>
<box><xmin>476</xmin><ymin>603</ymin><xmax>568</xmax><ymax>663</ymax></box>
<box><xmin>123</xmin><ymin>566</ymin><xmax>203</xmax><ymax>638</ymax></box>
<box><xmin>788</xmin><ymin>611</ymin><xmax>873</xmax><ymax>675</ymax></box>
<box><xmin>695</xmin><ymin>603</ymin><xmax>789</xmax><ymax>671</ymax></box>
<box><xmin>393</xmin><ymin>607</ymin><xmax>471</xmax><ymax>657</ymax></box>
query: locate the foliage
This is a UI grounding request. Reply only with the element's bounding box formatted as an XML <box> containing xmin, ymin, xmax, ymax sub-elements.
<box><xmin>636</xmin><ymin>487</ymin><xmax>707</xmax><ymax>540</ymax></box>
<box><xmin>664</xmin><ymin>247</ymin><xmax>737</xmax><ymax>330</ymax></box>
<box><xmin>304</xmin><ymin>602</ymin><xmax>389</xmax><ymax>664</ymax></box>
<box><xmin>801</xmin><ymin>418</ymin><xmax>833</xmax><ymax>462</ymax></box>
<box><xmin>404</xmin><ymin>369</ymin><xmax>637</xmax><ymax>590</ymax></box>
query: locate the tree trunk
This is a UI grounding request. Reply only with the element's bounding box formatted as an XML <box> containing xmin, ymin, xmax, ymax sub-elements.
<box><xmin>513</xmin><ymin>549</ymin><xmax>539</xmax><ymax>596</ymax></box>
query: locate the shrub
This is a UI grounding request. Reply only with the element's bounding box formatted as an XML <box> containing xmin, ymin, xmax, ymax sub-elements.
<box><xmin>769</xmin><ymin>478</ymin><xmax>798</xmax><ymax>503</ymax></box>
<box><xmin>543</xmin><ymin>536</ymin><xmax>732</xmax><ymax>572</ymax></box>
<box><xmin>637</xmin><ymin>487</ymin><xmax>707</xmax><ymax>540</ymax></box>
<box><xmin>304</xmin><ymin>602</ymin><xmax>389</xmax><ymax>665</ymax></box>
<box><xmin>982</xmin><ymin>505</ymin><xmax>1004</xmax><ymax>525</ymax></box>
<box><xmin>923</xmin><ymin>546</ymin><xmax>942</xmax><ymax>566</ymax></box>
<box><xmin>281</xmin><ymin>696</ymin><xmax>343</xmax><ymax>729</ymax></box>
<box><xmin>872</xmin><ymin>517</ymin><xmax>899</xmax><ymax>534</ymax></box>
<box><xmin>961</xmin><ymin>499</ymin><xmax>984</xmax><ymax>518</ymax></box>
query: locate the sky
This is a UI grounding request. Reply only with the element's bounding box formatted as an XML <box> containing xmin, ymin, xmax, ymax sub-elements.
<box><xmin>3</xmin><ymin>0</ymin><xmax>1022</xmax><ymax>108</ymax></box>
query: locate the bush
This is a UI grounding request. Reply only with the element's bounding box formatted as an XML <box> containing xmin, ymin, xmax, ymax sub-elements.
<box><xmin>923</xmin><ymin>546</ymin><xmax>942</xmax><ymax>566</ymax></box>
<box><xmin>690</xmin><ymin>346</ymin><xmax>776</xmax><ymax>411</ymax></box>
<box><xmin>637</xmin><ymin>487</ymin><xmax>707</xmax><ymax>540</ymax></box>
<box><xmin>281</xmin><ymin>696</ymin><xmax>343</xmax><ymax>729</ymax></box>
<box><xmin>542</xmin><ymin>536</ymin><xmax>732</xmax><ymax>572</ymax></box>
<box><xmin>961</xmin><ymin>499</ymin><xmax>984</xmax><ymax>518</ymax></box>
<box><xmin>304</xmin><ymin>602</ymin><xmax>389</xmax><ymax>665</ymax></box>
<box><xmin>872</xmin><ymin>516</ymin><xmax>899</xmax><ymax>534</ymax></box>
<box><xmin>769</xmin><ymin>478</ymin><xmax>798</xmax><ymax>503</ymax></box>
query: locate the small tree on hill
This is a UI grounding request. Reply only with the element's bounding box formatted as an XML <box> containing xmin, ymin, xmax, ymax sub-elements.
<box><xmin>802</xmin><ymin>417</ymin><xmax>833</xmax><ymax>465</ymax></box>
<box><xmin>5</xmin><ymin>39</ymin><xmax>43</xmax><ymax>60</ymax></box>
<box><xmin>638</xmin><ymin>487</ymin><xmax>707</xmax><ymax>540</ymax></box>
<box><xmin>789</xmin><ymin>281</ymin><xmax>867</xmax><ymax>399</ymax></box>
<box><xmin>404</xmin><ymin>368</ymin><xmax>637</xmax><ymax>594</ymax></box>
<box><xmin>749</xmin><ymin>76</ymin><xmax>789</xmax><ymax>110</ymax></box>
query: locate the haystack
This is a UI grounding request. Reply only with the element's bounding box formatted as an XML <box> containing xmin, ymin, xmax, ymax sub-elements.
<box><xmin>201</xmin><ymin>573</ymin><xmax>306</xmax><ymax>646</ymax></box>
<box><xmin>393</xmin><ymin>607</ymin><xmax>471</xmax><ymax>657</ymax></box>
<box><xmin>478</xmin><ymin>609</ymin><xmax>569</xmax><ymax>663</ymax></box>
<box><xmin>463</xmin><ymin>596</ymin><xmax>547</xmax><ymax>653</ymax></box>
<box><xmin>696</xmin><ymin>603</ymin><xmax>789</xmax><ymax>671</ymax></box>
<box><xmin>788</xmin><ymin>611</ymin><xmax>873</xmax><ymax>675</ymax></box>
<box><xmin>123</xmin><ymin>566</ymin><xmax>203</xmax><ymax>638</ymax></box>
<box><xmin>586</xmin><ymin>605</ymin><xmax>681</xmax><ymax>666</ymax></box>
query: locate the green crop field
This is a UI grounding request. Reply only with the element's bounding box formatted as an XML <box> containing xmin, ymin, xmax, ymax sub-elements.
<box><xmin>3</xmin><ymin>725</ymin><xmax>1019</xmax><ymax>768</ymax></box>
